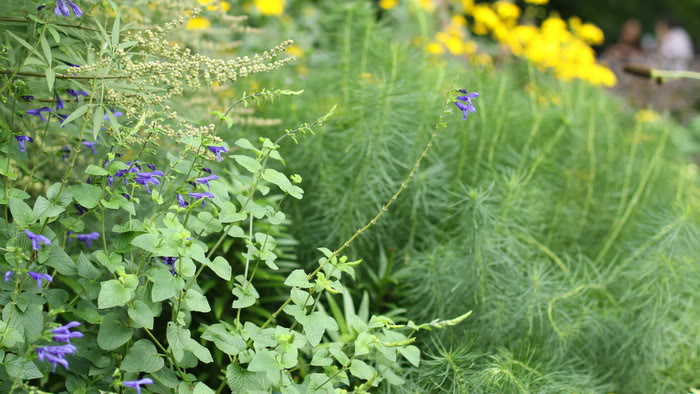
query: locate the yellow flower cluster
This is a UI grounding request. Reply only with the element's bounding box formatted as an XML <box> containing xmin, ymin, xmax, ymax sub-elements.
<box><xmin>255</xmin><ymin>0</ymin><xmax>285</xmax><ymax>16</ymax></box>
<box><xmin>185</xmin><ymin>0</ymin><xmax>230</xmax><ymax>30</ymax></box>
<box><xmin>468</xmin><ymin>1</ymin><xmax>615</xmax><ymax>86</ymax></box>
<box><xmin>426</xmin><ymin>15</ymin><xmax>478</xmax><ymax>58</ymax></box>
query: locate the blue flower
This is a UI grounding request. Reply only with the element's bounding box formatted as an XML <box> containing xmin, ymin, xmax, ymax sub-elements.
<box><xmin>21</xmin><ymin>95</ymin><xmax>35</xmax><ymax>102</ymax></box>
<box><xmin>123</xmin><ymin>378</ymin><xmax>154</xmax><ymax>394</ymax></box>
<box><xmin>454</xmin><ymin>90</ymin><xmax>479</xmax><ymax>120</ymax></box>
<box><xmin>202</xmin><ymin>167</ymin><xmax>212</xmax><ymax>174</ymax></box>
<box><xmin>207</xmin><ymin>145</ymin><xmax>228</xmax><ymax>162</ymax></box>
<box><xmin>121</xmin><ymin>193</ymin><xmax>131</xmax><ymax>200</ymax></box>
<box><xmin>28</xmin><ymin>271</ymin><xmax>53</xmax><ymax>288</ymax></box>
<box><xmin>52</xmin><ymin>321</ymin><xmax>83</xmax><ymax>343</ymax></box>
<box><xmin>15</xmin><ymin>135</ymin><xmax>34</xmax><ymax>153</ymax></box>
<box><xmin>55</xmin><ymin>94</ymin><xmax>65</xmax><ymax>110</ymax></box>
<box><xmin>161</xmin><ymin>257</ymin><xmax>178</xmax><ymax>275</ymax></box>
<box><xmin>54</xmin><ymin>0</ymin><xmax>82</xmax><ymax>17</ymax></box>
<box><xmin>73</xmin><ymin>232</ymin><xmax>100</xmax><ymax>247</ymax></box>
<box><xmin>81</xmin><ymin>140</ymin><xmax>97</xmax><ymax>154</ymax></box>
<box><xmin>177</xmin><ymin>194</ymin><xmax>189</xmax><ymax>208</ymax></box>
<box><xmin>26</xmin><ymin>107</ymin><xmax>53</xmax><ymax>122</ymax></box>
<box><xmin>24</xmin><ymin>229</ymin><xmax>51</xmax><ymax>250</ymax></box>
<box><xmin>194</xmin><ymin>174</ymin><xmax>220</xmax><ymax>190</ymax></box>
<box><xmin>135</xmin><ymin>171</ymin><xmax>164</xmax><ymax>193</ymax></box>
<box><xmin>4</xmin><ymin>271</ymin><xmax>13</xmax><ymax>282</ymax></box>
<box><xmin>189</xmin><ymin>192</ymin><xmax>215</xmax><ymax>200</ymax></box>
<box><xmin>36</xmin><ymin>344</ymin><xmax>77</xmax><ymax>372</ymax></box>
<box><xmin>67</xmin><ymin>89</ymin><xmax>88</xmax><ymax>98</ymax></box>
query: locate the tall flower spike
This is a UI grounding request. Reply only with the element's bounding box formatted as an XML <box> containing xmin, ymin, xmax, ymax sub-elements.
<box><xmin>28</xmin><ymin>271</ymin><xmax>53</xmax><ymax>289</ymax></box>
<box><xmin>123</xmin><ymin>378</ymin><xmax>154</xmax><ymax>394</ymax></box>
<box><xmin>15</xmin><ymin>136</ymin><xmax>34</xmax><ymax>153</ymax></box>
<box><xmin>54</xmin><ymin>0</ymin><xmax>82</xmax><ymax>17</ymax></box>
<box><xmin>24</xmin><ymin>229</ymin><xmax>51</xmax><ymax>250</ymax></box>
<box><xmin>207</xmin><ymin>145</ymin><xmax>228</xmax><ymax>162</ymax></box>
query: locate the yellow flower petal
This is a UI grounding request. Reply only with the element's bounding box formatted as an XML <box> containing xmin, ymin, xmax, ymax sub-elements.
<box><xmin>255</xmin><ymin>0</ymin><xmax>285</xmax><ymax>16</ymax></box>
<box><xmin>186</xmin><ymin>17</ymin><xmax>211</xmax><ymax>30</ymax></box>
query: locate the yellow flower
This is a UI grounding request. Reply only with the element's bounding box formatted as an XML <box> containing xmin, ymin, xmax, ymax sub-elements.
<box><xmin>417</xmin><ymin>0</ymin><xmax>435</xmax><ymax>11</ymax></box>
<box><xmin>461</xmin><ymin>0</ymin><xmax>474</xmax><ymax>13</ymax></box>
<box><xmin>436</xmin><ymin>32</ymin><xmax>465</xmax><ymax>55</ymax></box>
<box><xmin>426</xmin><ymin>42</ymin><xmax>444</xmax><ymax>54</ymax></box>
<box><xmin>636</xmin><ymin>109</ymin><xmax>659</xmax><ymax>124</ymax></box>
<box><xmin>450</xmin><ymin>15</ymin><xmax>467</xmax><ymax>27</ymax></box>
<box><xmin>495</xmin><ymin>1</ymin><xmax>520</xmax><ymax>21</ymax></box>
<box><xmin>577</xmin><ymin>23</ymin><xmax>604</xmax><ymax>45</ymax></box>
<box><xmin>255</xmin><ymin>0</ymin><xmax>285</xmax><ymax>16</ymax></box>
<box><xmin>198</xmin><ymin>0</ymin><xmax>230</xmax><ymax>12</ymax></box>
<box><xmin>379</xmin><ymin>0</ymin><xmax>399</xmax><ymax>9</ymax></box>
<box><xmin>524</xmin><ymin>0</ymin><xmax>548</xmax><ymax>4</ymax></box>
<box><xmin>464</xmin><ymin>40</ymin><xmax>478</xmax><ymax>54</ymax></box>
<box><xmin>471</xmin><ymin>53</ymin><xmax>493</xmax><ymax>66</ymax></box>
<box><xmin>287</xmin><ymin>45</ymin><xmax>304</xmax><ymax>57</ymax></box>
<box><xmin>186</xmin><ymin>17</ymin><xmax>211</xmax><ymax>30</ymax></box>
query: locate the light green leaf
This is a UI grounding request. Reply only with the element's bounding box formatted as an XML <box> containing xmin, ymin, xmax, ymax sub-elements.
<box><xmin>350</xmin><ymin>359</ymin><xmax>375</xmax><ymax>381</ymax></box>
<box><xmin>9</xmin><ymin>198</ymin><xmax>36</xmax><ymax>227</ymax></box>
<box><xmin>284</xmin><ymin>269</ymin><xmax>313</xmax><ymax>289</ymax></box>
<box><xmin>121</xmin><ymin>339</ymin><xmax>164</xmax><ymax>373</ymax></box>
<box><xmin>98</xmin><ymin>279</ymin><xmax>134</xmax><ymax>309</ymax></box>
<box><xmin>302</xmin><ymin>311</ymin><xmax>339</xmax><ymax>347</ymax></box>
<box><xmin>166</xmin><ymin>322</ymin><xmax>190</xmax><ymax>362</ymax></box>
<box><xmin>207</xmin><ymin>256</ymin><xmax>231</xmax><ymax>281</ymax></box>
<box><xmin>248</xmin><ymin>350</ymin><xmax>281</xmax><ymax>373</ymax></box>
<box><xmin>5</xmin><ymin>354</ymin><xmax>43</xmax><ymax>380</ymax></box>
<box><xmin>187</xmin><ymin>338</ymin><xmax>213</xmax><ymax>363</ymax></box>
<box><xmin>398</xmin><ymin>345</ymin><xmax>420</xmax><ymax>367</ymax></box>
<box><xmin>219</xmin><ymin>201</ymin><xmax>247</xmax><ymax>223</ymax></box>
<box><xmin>235</xmin><ymin>138</ymin><xmax>257</xmax><ymax>150</ymax></box>
<box><xmin>97</xmin><ymin>312</ymin><xmax>133</xmax><ymax>350</ymax></box>
<box><xmin>185</xmin><ymin>289</ymin><xmax>211</xmax><ymax>313</ymax></box>
<box><xmin>226</xmin><ymin>363</ymin><xmax>271</xmax><ymax>393</ymax></box>
<box><xmin>233</xmin><ymin>155</ymin><xmax>261</xmax><ymax>173</ymax></box>
<box><xmin>262</xmin><ymin>169</ymin><xmax>303</xmax><ymax>199</ymax></box>
<box><xmin>93</xmin><ymin>106</ymin><xmax>105</xmax><ymax>139</ymax></box>
<box><xmin>40</xmin><ymin>33</ymin><xmax>51</xmax><ymax>65</ymax></box>
<box><xmin>85</xmin><ymin>164</ymin><xmax>108</xmax><ymax>176</ymax></box>
<box><xmin>70</xmin><ymin>184</ymin><xmax>102</xmax><ymax>209</ymax></box>
<box><xmin>202</xmin><ymin>324</ymin><xmax>246</xmax><ymax>356</ymax></box>
<box><xmin>128</xmin><ymin>300</ymin><xmax>154</xmax><ymax>330</ymax></box>
<box><xmin>78</xmin><ymin>252</ymin><xmax>101</xmax><ymax>280</ymax></box>
<box><xmin>193</xmin><ymin>382</ymin><xmax>215</xmax><ymax>394</ymax></box>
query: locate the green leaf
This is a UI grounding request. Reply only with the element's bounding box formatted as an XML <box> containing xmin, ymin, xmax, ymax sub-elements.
<box><xmin>5</xmin><ymin>354</ymin><xmax>43</xmax><ymax>380</ymax></box>
<box><xmin>193</xmin><ymin>382</ymin><xmax>215</xmax><ymax>394</ymax></box>
<box><xmin>131</xmin><ymin>233</ymin><xmax>158</xmax><ymax>254</ymax></box>
<box><xmin>235</xmin><ymin>138</ymin><xmax>257</xmax><ymax>150</ymax></box>
<box><xmin>97</xmin><ymin>312</ymin><xmax>133</xmax><ymax>350</ymax></box>
<box><xmin>187</xmin><ymin>338</ymin><xmax>213</xmax><ymax>363</ymax></box>
<box><xmin>111</xmin><ymin>12</ymin><xmax>121</xmax><ymax>50</ymax></box>
<box><xmin>207</xmin><ymin>256</ymin><xmax>231</xmax><ymax>281</ymax></box>
<box><xmin>85</xmin><ymin>164</ymin><xmax>108</xmax><ymax>176</ymax></box>
<box><xmin>349</xmin><ymin>359</ymin><xmax>375</xmax><ymax>381</ymax></box>
<box><xmin>233</xmin><ymin>155</ymin><xmax>261</xmax><ymax>173</ymax></box>
<box><xmin>121</xmin><ymin>339</ymin><xmax>164</xmax><ymax>373</ymax></box>
<box><xmin>7</xmin><ymin>31</ymin><xmax>41</xmax><ymax>58</ymax></box>
<box><xmin>70</xmin><ymin>184</ymin><xmax>102</xmax><ymax>209</ymax></box>
<box><xmin>93</xmin><ymin>106</ymin><xmax>105</xmax><ymax>139</ymax></box>
<box><xmin>95</xmin><ymin>251</ymin><xmax>122</xmax><ymax>273</ymax></box>
<box><xmin>219</xmin><ymin>201</ymin><xmax>247</xmax><ymax>223</ymax></box>
<box><xmin>185</xmin><ymin>289</ymin><xmax>211</xmax><ymax>313</ymax></box>
<box><xmin>302</xmin><ymin>311</ymin><xmax>339</xmax><ymax>347</ymax></box>
<box><xmin>248</xmin><ymin>350</ymin><xmax>281</xmax><ymax>373</ymax></box>
<box><xmin>226</xmin><ymin>363</ymin><xmax>271</xmax><ymax>393</ymax></box>
<box><xmin>150</xmin><ymin>269</ymin><xmax>182</xmax><ymax>302</ymax></box>
<box><xmin>202</xmin><ymin>324</ymin><xmax>246</xmax><ymax>356</ymax></box>
<box><xmin>61</xmin><ymin>103</ymin><xmax>90</xmax><ymax>127</ymax></box>
<box><xmin>128</xmin><ymin>300</ymin><xmax>154</xmax><ymax>330</ymax></box>
<box><xmin>98</xmin><ymin>279</ymin><xmax>134</xmax><ymax>309</ymax></box>
<box><xmin>41</xmin><ymin>246</ymin><xmax>77</xmax><ymax>275</ymax></box>
<box><xmin>9</xmin><ymin>198</ymin><xmax>36</xmax><ymax>227</ymax></box>
<box><xmin>262</xmin><ymin>169</ymin><xmax>303</xmax><ymax>199</ymax></box>
<box><xmin>398</xmin><ymin>345</ymin><xmax>420</xmax><ymax>367</ymax></box>
<box><xmin>284</xmin><ymin>269</ymin><xmax>313</xmax><ymax>288</ymax></box>
<box><xmin>166</xmin><ymin>322</ymin><xmax>189</xmax><ymax>362</ymax></box>
<box><xmin>78</xmin><ymin>252</ymin><xmax>101</xmax><ymax>280</ymax></box>
<box><xmin>311</xmin><ymin>348</ymin><xmax>333</xmax><ymax>366</ymax></box>
<box><xmin>33</xmin><ymin>196</ymin><xmax>65</xmax><ymax>218</ymax></box>
<box><xmin>232</xmin><ymin>277</ymin><xmax>259</xmax><ymax>309</ymax></box>
<box><xmin>40</xmin><ymin>33</ymin><xmax>52</xmax><ymax>65</ymax></box>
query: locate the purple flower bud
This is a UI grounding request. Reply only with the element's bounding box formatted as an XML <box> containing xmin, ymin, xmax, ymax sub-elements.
<box><xmin>15</xmin><ymin>135</ymin><xmax>34</xmax><ymax>153</ymax></box>
<box><xmin>177</xmin><ymin>194</ymin><xmax>189</xmax><ymax>208</ymax></box>
<box><xmin>67</xmin><ymin>89</ymin><xmax>88</xmax><ymax>98</ymax></box>
<box><xmin>123</xmin><ymin>378</ymin><xmax>153</xmax><ymax>394</ymax></box>
<box><xmin>194</xmin><ymin>174</ymin><xmax>220</xmax><ymax>190</ymax></box>
<box><xmin>4</xmin><ymin>271</ymin><xmax>13</xmax><ymax>282</ymax></box>
<box><xmin>61</xmin><ymin>145</ymin><xmax>71</xmax><ymax>160</ymax></box>
<box><xmin>121</xmin><ymin>193</ymin><xmax>131</xmax><ymax>200</ymax></box>
<box><xmin>26</xmin><ymin>107</ymin><xmax>52</xmax><ymax>122</ymax></box>
<box><xmin>202</xmin><ymin>167</ymin><xmax>212</xmax><ymax>174</ymax></box>
<box><xmin>24</xmin><ymin>229</ymin><xmax>51</xmax><ymax>250</ymax></box>
<box><xmin>103</xmin><ymin>110</ymin><xmax>124</xmax><ymax>121</ymax></box>
<box><xmin>21</xmin><ymin>95</ymin><xmax>35</xmax><ymax>102</ymax></box>
<box><xmin>189</xmin><ymin>192</ymin><xmax>215</xmax><ymax>200</ymax></box>
<box><xmin>73</xmin><ymin>232</ymin><xmax>100</xmax><ymax>247</ymax></box>
<box><xmin>161</xmin><ymin>257</ymin><xmax>178</xmax><ymax>275</ymax></box>
<box><xmin>28</xmin><ymin>271</ymin><xmax>53</xmax><ymax>289</ymax></box>
<box><xmin>54</xmin><ymin>0</ymin><xmax>82</xmax><ymax>17</ymax></box>
<box><xmin>146</xmin><ymin>164</ymin><xmax>157</xmax><ymax>171</ymax></box>
<box><xmin>207</xmin><ymin>145</ymin><xmax>228</xmax><ymax>162</ymax></box>
<box><xmin>52</xmin><ymin>321</ymin><xmax>83</xmax><ymax>343</ymax></box>
<box><xmin>55</xmin><ymin>94</ymin><xmax>65</xmax><ymax>110</ymax></box>
<box><xmin>454</xmin><ymin>90</ymin><xmax>479</xmax><ymax>120</ymax></box>
<box><xmin>81</xmin><ymin>140</ymin><xmax>97</xmax><ymax>154</ymax></box>
<box><xmin>75</xmin><ymin>204</ymin><xmax>88</xmax><ymax>216</ymax></box>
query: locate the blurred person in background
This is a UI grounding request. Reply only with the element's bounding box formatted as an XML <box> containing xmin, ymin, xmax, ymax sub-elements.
<box><xmin>656</xmin><ymin>16</ymin><xmax>694</xmax><ymax>70</ymax></box>
<box><xmin>602</xmin><ymin>19</ymin><xmax>643</xmax><ymax>61</ymax></box>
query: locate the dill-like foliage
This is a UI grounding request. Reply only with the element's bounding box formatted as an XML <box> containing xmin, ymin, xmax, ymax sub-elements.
<box><xmin>248</xmin><ymin>1</ymin><xmax>700</xmax><ymax>392</ymax></box>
